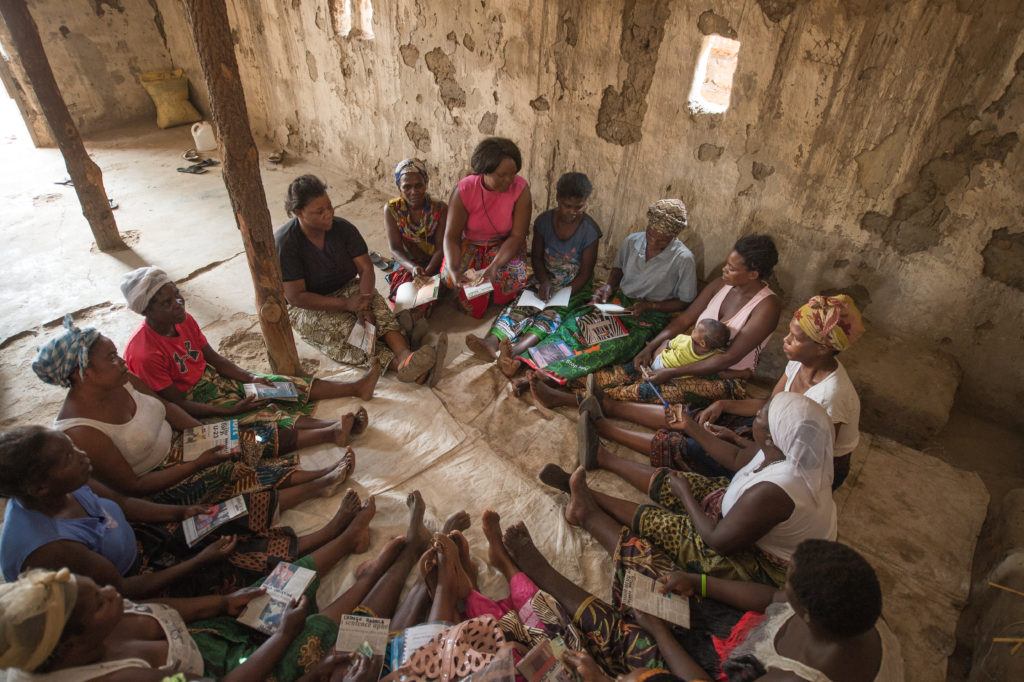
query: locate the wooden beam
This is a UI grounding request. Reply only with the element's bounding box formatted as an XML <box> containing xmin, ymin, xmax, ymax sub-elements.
<box><xmin>180</xmin><ymin>0</ymin><xmax>301</xmax><ymax>376</ymax></box>
<box><xmin>0</xmin><ymin>0</ymin><xmax>123</xmax><ymax>251</ymax></box>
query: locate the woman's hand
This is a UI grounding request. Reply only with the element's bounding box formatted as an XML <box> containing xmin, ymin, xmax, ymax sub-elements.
<box><xmin>630</xmin><ymin>300</ymin><xmax>652</xmax><ymax>316</ymax></box>
<box><xmin>705</xmin><ymin>424</ymin><xmax>747</xmax><ymax>446</ymax></box>
<box><xmin>591</xmin><ymin>283</ymin><xmax>613</xmax><ymax>304</ymax></box>
<box><xmin>561</xmin><ymin>650</ymin><xmax>612</xmax><ymax>682</ymax></box>
<box><xmin>442</xmin><ymin>262</ymin><xmax>463</xmax><ymax>288</ymax></box>
<box><xmin>223</xmin><ymin>586</ymin><xmax>267</xmax><ymax>616</ymax></box>
<box><xmin>664</xmin><ymin>404</ymin><xmax>692</xmax><ymax>432</ymax></box>
<box><xmin>630</xmin><ymin>608</ymin><xmax>671</xmax><ymax>635</ymax></box>
<box><xmin>229</xmin><ymin>395</ymin><xmax>271</xmax><ymax>417</ymax></box>
<box><xmin>695</xmin><ymin>401</ymin><xmax>724</xmax><ymax>426</ymax></box>
<box><xmin>656</xmin><ymin>571</ymin><xmax>699</xmax><ymax>597</ymax></box>
<box><xmin>633</xmin><ymin>343</ymin><xmax>656</xmax><ymax>368</ymax></box>
<box><xmin>247</xmin><ymin>375</ymin><xmax>275</xmax><ymax>387</ymax></box>
<box><xmin>178</xmin><ymin>503</ymin><xmax>215</xmax><ymax>521</ymax></box>
<box><xmin>643</xmin><ymin>367</ymin><xmax>674</xmax><ymax>386</ymax></box>
<box><xmin>668</xmin><ymin>471</ymin><xmax>693</xmax><ymax>500</ymax></box>
<box><xmin>482</xmin><ymin>263</ymin><xmax>498</xmax><ymax>285</ymax></box>
<box><xmin>537</xmin><ymin>277</ymin><xmax>552</xmax><ymax>302</ymax></box>
<box><xmin>196</xmin><ymin>445</ymin><xmax>234</xmax><ymax>468</ymax></box>
<box><xmin>195</xmin><ymin>535</ymin><xmax>239</xmax><ymax>565</ymax></box>
<box><xmin>279</xmin><ymin>596</ymin><xmax>309</xmax><ymax>639</ymax></box>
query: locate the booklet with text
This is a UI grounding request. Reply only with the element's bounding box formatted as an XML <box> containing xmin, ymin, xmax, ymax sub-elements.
<box><xmin>397</xmin><ymin>622</ymin><xmax>448</xmax><ymax>665</ymax></box>
<box><xmin>335</xmin><ymin>613</ymin><xmax>391</xmax><ymax>656</ymax></box>
<box><xmin>528</xmin><ymin>341</ymin><xmax>574</xmax><ymax>369</ymax></box>
<box><xmin>243</xmin><ymin>381</ymin><xmax>300</xmax><ymax>401</ymax></box>
<box><xmin>182</xmin><ymin>419</ymin><xmax>240</xmax><ymax>462</ymax></box>
<box><xmin>183</xmin><ymin>495</ymin><xmax>247</xmax><ymax>547</ymax></box>
<box><xmin>237</xmin><ymin>561</ymin><xmax>317</xmax><ymax>634</ymax></box>
<box><xmin>347</xmin><ymin>320</ymin><xmax>377</xmax><ymax>355</ymax></box>
<box><xmin>620</xmin><ymin>569</ymin><xmax>691</xmax><ymax>628</ymax></box>
<box><xmin>577</xmin><ymin>313</ymin><xmax>629</xmax><ymax>345</ymax></box>
<box><xmin>517</xmin><ymin>286</ymin><xmax>572</xmax><ymax>310</ymax></box>
<box><xmin>395</xmin><ymin>274</ymin><xmax>441</xmax><ymax>312</ymax></box>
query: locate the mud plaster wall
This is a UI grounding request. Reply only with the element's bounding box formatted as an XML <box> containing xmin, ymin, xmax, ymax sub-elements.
<box><xmin>10</xmin><ymin>1</ymin><xmax>1024</xmax><ymax>428</ymax></box>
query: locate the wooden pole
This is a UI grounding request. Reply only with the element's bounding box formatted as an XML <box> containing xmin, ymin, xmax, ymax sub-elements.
<box><xmin>180</xmin><ymin>0</ymin><xmax>301</xmax><ymax>375</ymax></box>
<box><xmin>0</xmin><ymin>0</ymin><xmax>124</xmax><ymax>251</ymax></box>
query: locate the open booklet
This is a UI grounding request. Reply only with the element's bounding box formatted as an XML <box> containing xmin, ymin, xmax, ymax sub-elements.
<box><xmin>516</xmin><ymin>637</ymin><xmax>575</xmax><ymax>682</ymax></box>
<box><xmin>182</xmin><ymin>495</ymin><xmax>247</xmax><ymax>547</ymax></box>
<box><xmin>347</xmin><ymin>320</ymin><xmax>377</xmax><ymax>355</ymax></box>
<box><xmin>394</xmin><ymin>274</ymin><xmax>441</xmax><ymax>312</ymax></box>
<box><xmin>517</xmin><ymin>286</ymin><xmax>572</xmax><ymax>310</ymax></box>
<box><xmin>182</xmin><ymin>419</ymin><xmax>240</xmax><ymax>462</ymax></box>
<box><xmin>236</xmin><ymin>561</ymin><xmax>317</xmax><ymax>635</ymax></box>
<box><xmin>336</xmin><ymin>613</ymin><xmax>391</xmax><ymax>656</ymax></box>
<box><xmin>243</xmin><ymin>381</ymin><xmax>300</xmax><ymax>401</ymax></box>
<box><xmin>620</xmin><ymin>569</ymin><xmax>691</xmax><ymax>627</ymax></box>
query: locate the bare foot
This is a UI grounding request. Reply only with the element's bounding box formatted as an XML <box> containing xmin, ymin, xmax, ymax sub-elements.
<box><xmin>509</xmin><ymin>375</ymin><xmax>531</xmax><ymax>397</ymax></box>
<box><xmin>529</xmin><ymin>373</ymin><xmax>574</xmax><ymax>410</ymax></box>
<box><xmin>497</xmin><ymin>339</ymin><xmax>520</xmax><ymax>378</ymax></box>
<box><xmin>466</xmin><ymin>333</ymin><xmax>498</xmax><ymax>362</ymax></box>
<box><xmin>331</xmin><ymin>414</ymin><xmax>355</xmax><ymax>446</ymax></box>
<box><xmin>434</xmin><ymin>532</ymin><xmax>473</xmax><ymax>600</ymax></box>
<box><xmin>502</xmin><ymin>522</ymin><xmax>551</xmax><ymax>578</ymax></box>
<box><xmin>538</xmin><ymin>463</ymin><xmax>572</xmax><ymax>494</ymax></box>
<box><xmin>418</xmin><ymin>545</ymin><xmax>439</xmax><ymax>596</ymax></box>
<box><xmin>355</xmin><ymin>535</ymin><xmax>405</xmax><ymax>578</ymax></box>
<box><xmin>565</xmin><ymin>467</ymin><xmax>598</xmax><ymax>527</ymax></box>
<box><xmin>324</xmin><ymin>489</ymin><xmax>362</xmax><ymax>535</ymax></box>
<box><xmin>528</xmin><ymin>373</ymin><xmax>557</xmax><ymax>419</ymax></box>
<box><xmin>320</xmin><ymin>449</ymin><xmax>356</xmax><ymax>497</ymax></box>
<box><xmin>354</xmin><ymin>364</ymin><xmax>380</xmax><ymax>401</ymax></box>
<box><xmin>442</xmin><ymin>509</ymin><xmax>471</xmax><ymax>534</ymax></box>
<box><xmin>406</xmin><ymin>490</ymin><xmax>431</xmax><ymax>550</ymax></box>
<box><xmin>482</xmin><ymin>509</ymin><xmax>519</xmax><ymax>579</ymax></box>
<box><xmin>351</xmin><ymin>407</ymin><xmax>369</xmax><ymax>436</ymax></box>
<box><xmin>348</xmin><ymin>496</ymin><xmax>377</xmax><ymax>553</ymax></box>
<box><xmin>448</xmin><ymin>530</ymin><xmax>478</xmax><ymax>588</ymax></box>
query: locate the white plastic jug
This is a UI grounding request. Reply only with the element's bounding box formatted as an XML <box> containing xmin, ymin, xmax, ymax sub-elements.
<box><xmin>191</xmin><ymin>121</ymin><xmax>217</xmax><ymax>152</ymax></box>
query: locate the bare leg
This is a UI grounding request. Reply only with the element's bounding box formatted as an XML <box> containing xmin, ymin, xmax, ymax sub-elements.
<box><xmin>482</xmin><ymin>510</ymin><xmax>519</xmax><ymax>582</ymax></box>
<box><xmin>276</xmin><ymin>449</ymin><xmax>355</xmax><ymax>511</ymax></box>
<box><xmin>384</xmin><ymin>331</ymin><xmax>413</xmax><ymax>365</ymax></box>
<box><xmin>504</xmin><ymin>522</ymin><xmax>593</xmax><ymax>616</ymax></box>
<box><xmin>308</xmin><ymin>364</ymin><xmax>380</xmax><ymax>401</ymax></box>
<box><xmin>510</xmin><ymin>333</ymin><xmax>541</xmax><ymax>356</ymax></box>
<box><xmin>595</xmin><ymin>444</ymin><xmax>658</xmax><ymax>494</ymax></box>
<box><xmin>320</xmin><ymin>536</ymin><xmax>407</xmax><ymax>622</ymax></box>
<box><xmin>390</xmin><ymin>580</ymin><xmax>432</xmax><ymax>631</ymax></box>
<box><xmin>595</xmin><ymin>419</ymin><xmax>656</xmax><ymax>456</ymax></box>
<box><xmin>601</xmin><ymin>400</ymin><xmax>670</xmax><ymax>430</ymax></box>
<box><xmin>294</xmin><ymin>489</ymin><xmax>362</xmax><ymax>555</ymax></box>
<box><xmin>428</xmin><ymin>534</ymin><xmax>468</xmax><ymax>623</ymax></box>
<box><xmin>567</xmin><ymin>468</ymin><xmax>636</xmax><ymax>554</ymax></box>
<box><xmin>294</xmin><ymin>413</ymin><xmax>356</xmax><ymax>448</ymax></box>
<box><xmin>305</xmin><ymin>496</ymin><xmax>376</xmax><ymax>573</ymax></box>
<box><xmin>529</xmin><ymin>374</ymin><xmax>578</xmax><ymax>409</ymax></box>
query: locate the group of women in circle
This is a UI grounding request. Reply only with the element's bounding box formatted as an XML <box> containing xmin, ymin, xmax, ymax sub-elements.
<box><xmin>0</xmin><ymin>135</ymin><xmax>902</xmax><ymax>681</ymax></box>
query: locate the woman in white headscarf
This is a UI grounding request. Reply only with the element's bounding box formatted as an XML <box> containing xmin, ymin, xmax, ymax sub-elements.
<box><xmin>540</xmin><ymin>392</ymin><xmax>836</xmax><ymax>586</ymax></box>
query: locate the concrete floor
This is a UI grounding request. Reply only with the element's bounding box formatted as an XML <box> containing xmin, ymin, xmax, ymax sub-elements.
<box><xmin>0</xmin><ymin>105</ymin><xmax>1018</xmax><ymax>681</ymax></box>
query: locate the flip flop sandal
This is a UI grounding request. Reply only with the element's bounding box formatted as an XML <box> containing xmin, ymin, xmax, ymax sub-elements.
<box><xmin>410</xmin><ymin>318</ymin><xmax>430</xmax><ymax>350</ymax></box>
<box><xmin>396</xmin><ymin>309</ymin><xmax>414</xmax><ymax>335</ymax></box>
<box><xmin>428</xmin><ymin>332</ymin><xmax>448</xmax><ymax>388</ymax></box>
<box><xmin>351</xmin><ymin>407</ymin><xmax>369</xmax><ymax>435</ymax></box>
<box><xmin>268</xmin><ymin>149</ymin><xmax>286</xmax><ymax>164</ymax></box>
<box><xmin>579</xmin><ymin>395</ymin><xmax>604</xmax><ymax>421</ymax></box>
<box><xmin>108</xmin><ymin>198</ymin><xmax>118</xmax><ymax>210</ymax></box>
<box><xmin>586</xmin><ymin>373</ymin><xmax>604</xmax><ymax>405</ymax></box>
<box><xmin>177</xmin><ymin>164</ymin><xmax>208</xmax><ymax>174</ymax></box>
<box><xmin>397</xmin><ymin>346</ymin><xmax>436</xmax><ymax>382</ymax></box>
<box><xmin>182</xmin><ymin>148</ymin><xmax>200</xmax><ymax>161</ymax></box>
<box><xmin>195</xmin><ymin>158</ymin><xmax>220</xmax><ymax>167</ymax></box>
<box><xmin>577</xmin><ymin>409</ymin><xmax>599</xmax><ymax>471</ymax></box>
<box><xmin>54</xmin><ymin>177</ymin><xmax>74</xmax><ymax>186</ymax></box>
<box><xmin>369</xmin><ymin>251</ymin><xmax>391</xmax><ymax>270</ymax></box>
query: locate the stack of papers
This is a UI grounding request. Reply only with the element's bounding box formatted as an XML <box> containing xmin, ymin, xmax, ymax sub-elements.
<box><xmin>182</xmin><ymin>420</ymin><xmax>239</xmax><ymax>462</ymax></box>
<box><xmin>243</xmin><ymin>381</ymin><xmax>300</xmax><ymax>401</ymax></box>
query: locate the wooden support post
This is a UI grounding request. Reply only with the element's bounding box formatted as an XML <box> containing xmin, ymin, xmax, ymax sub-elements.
<box><xmin>180</xmin><ymin>0</ymin><xmax>301</xmax><ymax>376</ymax></box>
<box><xmin>0</xmin><ymin>0</ymin><xmax>124</xmax><ymax>251</ymax></box>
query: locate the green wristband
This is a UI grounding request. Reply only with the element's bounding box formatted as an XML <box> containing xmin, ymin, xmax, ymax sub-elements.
<box><xmin>700</xmin><ymin>573</ymin><xmax>708</xmax><ymax>598</ymax></box>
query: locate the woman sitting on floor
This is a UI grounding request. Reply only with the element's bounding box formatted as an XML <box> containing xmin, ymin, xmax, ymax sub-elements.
<box><xmin>540</xmin><ymin>392</ymin><xmax>837</xmax><ymax>587</ymax></box>
<box><xmin>524</xmin><ymin>199</ymin><xmax>696</xmax><ymax>383</ymax></box>
<box><xmin>384</xmin><ymin>158</ymin><xmax>447</xmax><ymax>320</ymax></box>
<box><xmin>465</xmin><ymin>171</ymin><xmax>602</xmax><ymax>372</ymax></box>
<box><xmin>0</xmin><ymin>492</ymin><xmax>430</xmax><ymax>682</ymax></box>
<box><xmin>34</xmin><ymin>316</ymin><xmax>358</xmax><ymax>506</ymax></box>
<box><xmin>276</xmin><ymin>174</ymin><xmax>440</xmax><ymax>383</ymax></box>
<box><xmin>0</xmin><ymin>426</ymin><xmax>358</xmax><ymax>599</ymax></box>
<box><xmin>120</xmin><ymin>267</ymin><xmax>378</xmax><ymax>435</ymax></box>
<box><xmin>442</xmin><ymin>136</ymin><xmax>532</xmax><ymax>319</ymax></box>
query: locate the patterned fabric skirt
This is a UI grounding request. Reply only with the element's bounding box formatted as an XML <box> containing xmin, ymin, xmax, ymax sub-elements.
<box><xmin>189</xmin><ymin>555</ymin><xmax>335</xmax><ymax>681</ymax></box>
<box><xmin>133</xmin><ymin>489</ymin><xmax>299</xmax><ymax>597</ymax></box>
<box><xmin>634</xmin><ymin>469</ymin><xmax>788</xmax><ymax>587</ymax></box>
<box><xmin>522</xmin><ymin>292</ymin><xmax>667</xmax><ymax>382</ymax></box>
<box><xmin>489</xmin><ymin>282</ymin><xmax>592</xmax><ymax>346</ymax></box>
<box><xmin>288</xmin><ymin>279</ymin><xmax>402</xmax><ymax>373</ymax></box>
<box><xmin>586</xmin><ymin>362</ymin><xmax>747</xmax><ymax>409</ymax></box>
<box><xmin>446</xmin><ymin>239</ymin><xmax>529</xmax><ymax>319</ymax></box>
<box><xmin>185</xmin><ymin>365</ymin><xmax>314</xmax><ymax>429</ymax></box>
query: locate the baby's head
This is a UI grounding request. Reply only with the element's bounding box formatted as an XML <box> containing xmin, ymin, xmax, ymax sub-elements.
<box><xmin>692</xmin><ymin>319</ymin><xmax>731</xmax><ymax>355</ymax></box>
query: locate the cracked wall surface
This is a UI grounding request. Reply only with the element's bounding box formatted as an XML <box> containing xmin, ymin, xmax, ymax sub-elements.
<box><xmin>7</xmin><ymin>0</ymin><xmax>1024</xmax><ymax>428</ymax></box>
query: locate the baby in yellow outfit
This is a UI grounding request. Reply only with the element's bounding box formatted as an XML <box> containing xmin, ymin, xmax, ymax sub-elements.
<box><xmin>652</xmin><ymin>318</ymin><xmax>731</xmax><ymax>370</ymax></box>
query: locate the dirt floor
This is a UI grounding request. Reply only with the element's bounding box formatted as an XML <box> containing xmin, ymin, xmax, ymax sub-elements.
<box><xmin>0</xmin><ymin>106</ymin><xmax>1016</xmax><ymax>681</ymax></box>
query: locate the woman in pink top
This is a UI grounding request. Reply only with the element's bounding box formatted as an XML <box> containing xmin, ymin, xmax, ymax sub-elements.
<box><xmin>442</xmin><ymin>137</ymin><xmax>533</xmax><ymax>318</ymax></box>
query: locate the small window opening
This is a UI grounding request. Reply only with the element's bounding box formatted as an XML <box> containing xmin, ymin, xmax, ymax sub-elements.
<box><xmin>688</xmin><ymin>34</ymin><xmax>740</xmax><ymax>114</ymax></box>
<box><xmin>330</xmin><ymin>0</ymin><xmax>374</xmax><ymax>40</ymax></box>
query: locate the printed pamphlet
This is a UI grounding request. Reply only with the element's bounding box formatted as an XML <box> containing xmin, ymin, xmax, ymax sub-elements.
<box><xmin>463</xmin><ymin>280</ymin><xmax>494</xmax><ymax>300</ymax></box>
<box><xmin>182</xmin><ymin>495</ymin><xmax>247</xmax><ymax>547</ymax></box>
<box><xmin>182</xmin><ymin>419</ymin><xmax>240</xmax><ymax>462</ymax></box>
<box><xmin>394</xmin><ymin>274</ymin><xmax>441</xmax><ymax>312</ymax></box>
<box><xmin>335</xmin><ymin>613</ymin><xmax>391</xmax><ymax>656</ymax></box>
<box><xmin>528</xmin><ymin>341</ymin><xmax>574</xmax><ymax>369</ymax></box>
<box><xmin>237</xmin><ymin>561</ymin><xmax>317</xmax><ymax>635</ymax></box>
<box><xmin>517</xmin><ymin>286</ymin><xmax>571</xmax><ymax>310</ymax></box>
<box><xmin>516</xmin><ymin>638</ymin><xmax>575</xmax><ymax>682</ymax></box>
<box><xmin>577</xmin><ymin>313</ymin><xmax>629</xmax><ymax>345</ymax></box>
<box><xmin>620</xmin><ymin>569</ymin><xmax>691</xmax><ymax>628</ymax></box>
<box><xmin>243</xmin><ymin>381</ymin><xmax>300</xmax><ymax>401</ymax></box>
<box><xmin>347</xmin><ymin>320</ymin><xmax>377</xmax><ymax>355</ymax></box>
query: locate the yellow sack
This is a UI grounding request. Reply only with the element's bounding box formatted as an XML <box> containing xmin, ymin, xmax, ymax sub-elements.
<box><xmin>140</xmin><ymin>68</ymin><xmax>202</xmax><ymax>129</ymax></box>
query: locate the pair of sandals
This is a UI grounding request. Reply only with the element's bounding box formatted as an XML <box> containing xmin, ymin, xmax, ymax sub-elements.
<box><xmin>177</xmin><ymin>154</ymin><xmax>220</xmax><ymax>174</ymax></box>
<box><xmin>577</xmin><ymin>374</ymin><xmax>603</xmax><ymax>471</ymax></box>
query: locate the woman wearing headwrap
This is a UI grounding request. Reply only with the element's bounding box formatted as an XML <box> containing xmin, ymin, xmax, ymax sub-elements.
<box><xmin>465</xmin><ymin>172</ymin><xmax>602</xmax><ymax>375</ymax></box>
<box><xmin>120</xmin><ymin>266</ymin><xmax>377</xmax><ymax>439</ymax></box>
<box><xmin>384</xmin><ymin>158</ymin><xmax>447</xmax><ymax>317</ymax></box>
<box><xmin>540</xmin><ymin>392</ymin><xmax>837</xmax><ymax>587</ymax></box>
<box><xmin>521</xmin><ymin>199</ymin><xmax>698</xmax><ymax>384</ymax></box>
<box><xmin>587</xmin><ymin>294</ymin><xmax>864</xmax><ymax>490</ymax></box>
